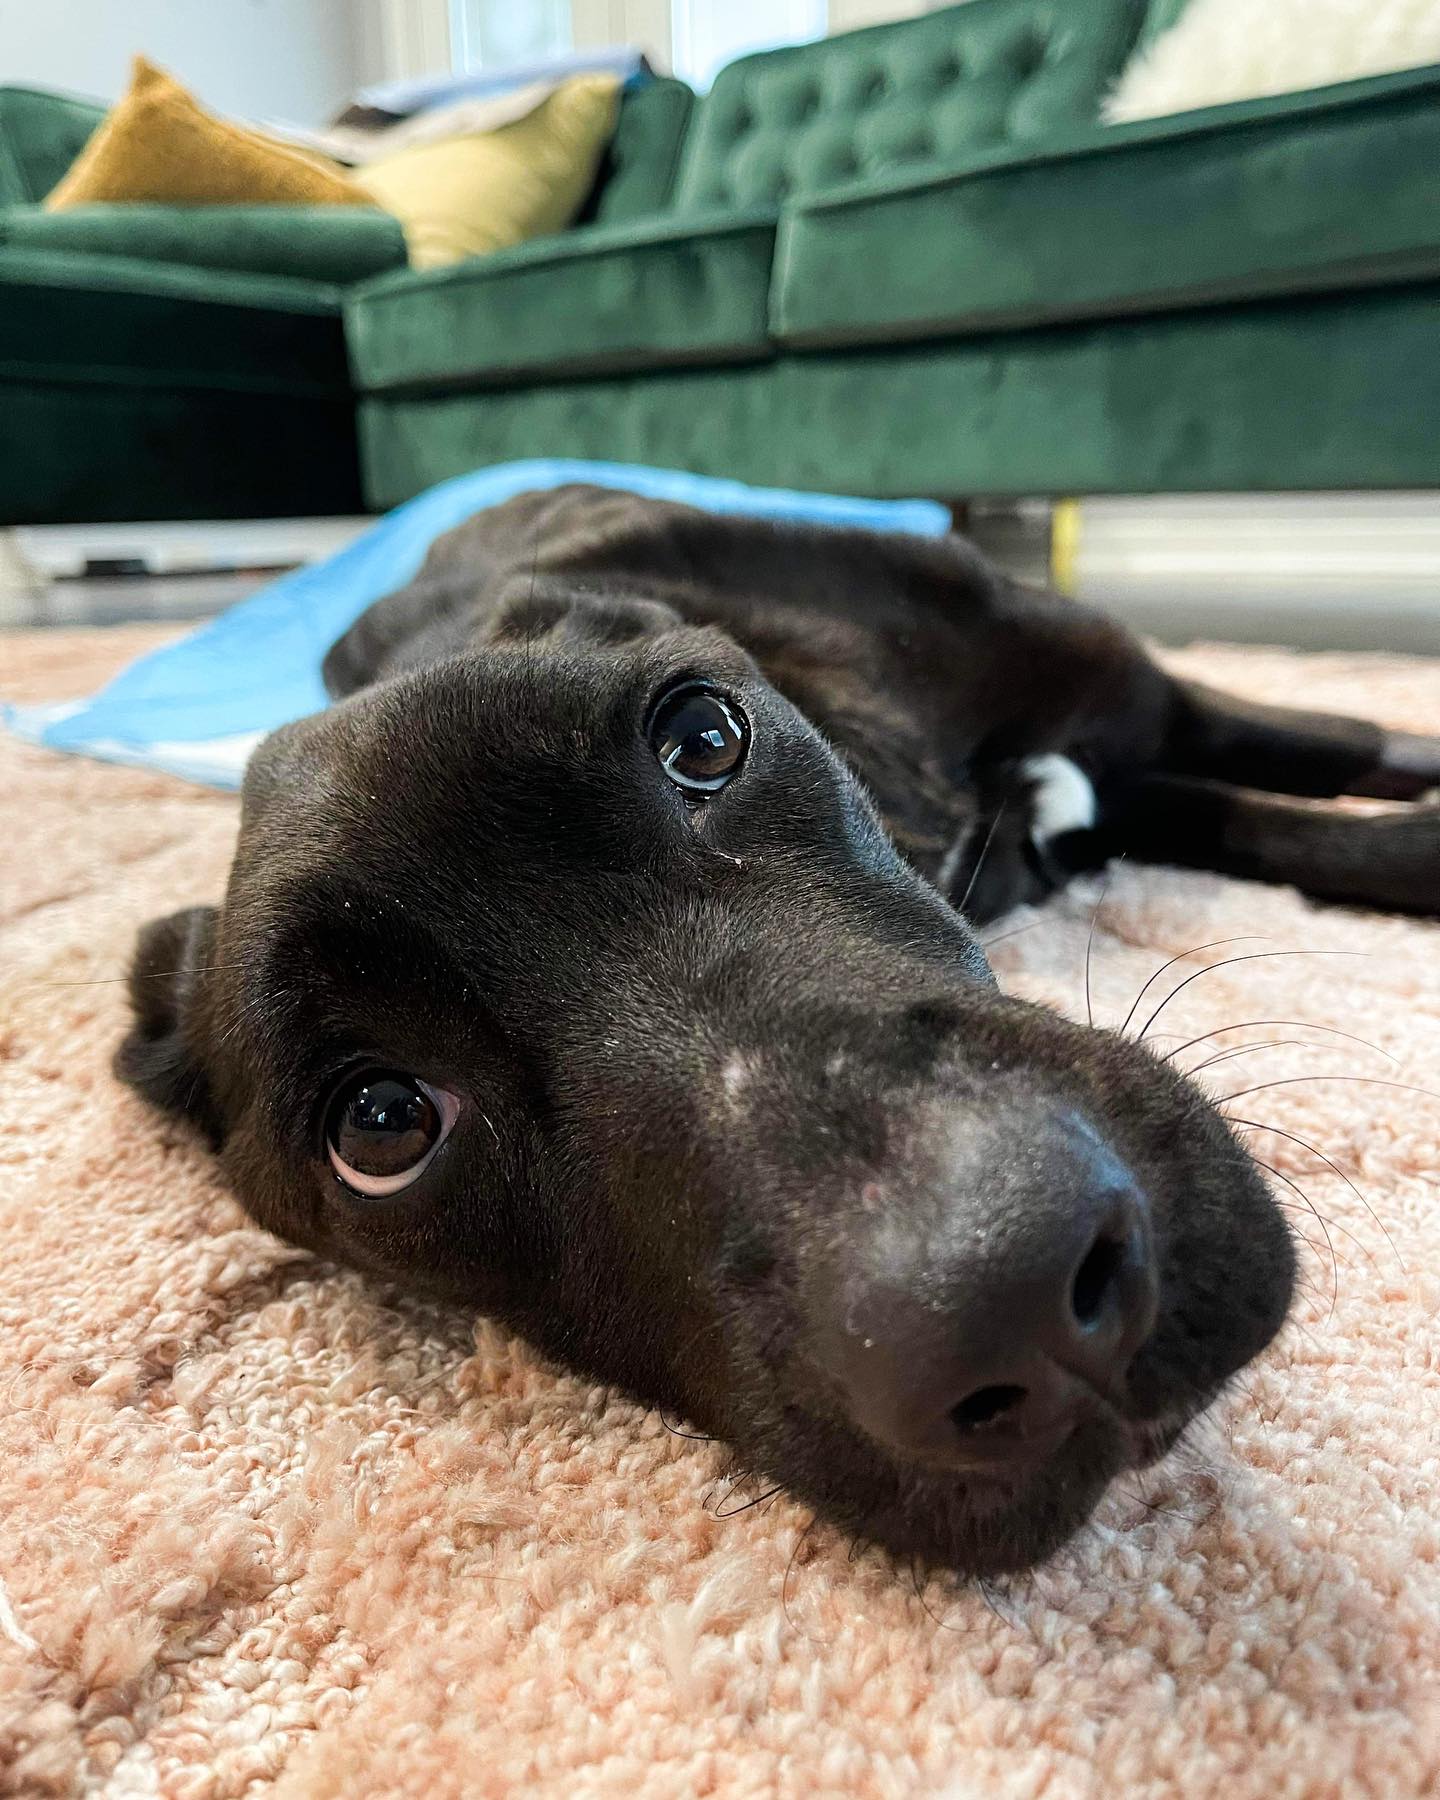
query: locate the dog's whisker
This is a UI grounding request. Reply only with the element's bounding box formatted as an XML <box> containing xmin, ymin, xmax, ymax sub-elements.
<box><xmin>1082</xmin><ymin>854</ymin><xmax>1123</xmax><ymax>1028</ymax></box>
<box><xmin>1274</xmin><ymin>1220</ymin><xmax>1361</xmax><ymax>1318</ymax></box>
<box><xmin>979</xmin><ymin>917</ymin><xmax>1044</xmax><ymax>950</ymax></box>
<box><xmin>1228</xmin><ymin>1116</ymin><xmax>1403</xmax><ymax>1271</ymax></box>
<box><xmin>955</xmin><ymin>795</ymin><xmax>1010</xmax><ymax>918</ymax></box>
<box><xmin>25</xmin><ymin>959</ymin><xmax>255</xmax><ymax>990</ymax></box>
<box><xmin>781</xmin><ymin>1514</ymin><xmax>825</xmax><ymax>1640</ymax></box>
<box><xmin>974</xmin><ymin>1576</ymin><xmax>1022</xmax><ymax>1633</ymax></box>
<box><xmin>711</xmin><ymin>1481</ymin><xmax>783</xmax><ymax>1520</ymax></box>
<box><xmin>1266</xmin><ymin>1188</ymin><xmax>1367</xmax><ymax>1269</ymax></box>
<box><xmin>1226</xmin><ymin>1366</ymin><xmax>1286</xmax><ymax>1439</ymax></box>
<box><xmin>1249</xmin><ymin>1156</ymin><xmax>1344</xmax><ymax>1315</ymax></box>
<box><xmin>909</xmin><ymin>1558</ymin><xmax>968</xmax><ymax>1633</ymax></box>
<box><xmin>1117</xmin><ymin>935</ymin><xmax>1272</xmax><ymax>1039</ymax></box>
<box><xmin>1220</xmin><ymin>1074</ymin><xmax>1440</xmax><ymax>1110</ymax></box>
<box><xmin>1284</xmin><ymin>1270</ymin><xmax>1336</xmax><ymax>1334</ymax></box>
<box><xmin>1135</xmin><ymin>948</ymin><xmax>1364</xmax><ymax>1043</ymax></box>
<box><xmin>1115</xmin><ymin>1484</ymin><xmax>1186</xmax><ymax>1524</ymax></box>
<box><xmin>1018</xmin><ymin>1563</ymin><xmax>1062</xmax><ymax>1616</ymax></box>
<box><xmin>908</xmin><ymin>1554</ymin><xmax>927</xmax><ymax>1609</ymax></box>
<box><xmin>1185</xmin><ymin>1038</ymin><xmax>1303</xmax><ymax>1078</ymax></box>
<box><xmin>936</xmin><ymin>816</ymin><xmax>978</xmax><ymax>898</ymax></box>
<box><xmin>1183</xmin><ymin>1038</ymin><xmax>1347</xmax><ymax>1079</ymax></box>
<box><xmin>1161</xmin><ymin>1018</ymin><xmax>1396</xmax><ymax>1067</ymax></box>
<box><xmin>659</xmin><ymin>1412</ymin><xmax>714</xmax><ymax>1443</ymax></box>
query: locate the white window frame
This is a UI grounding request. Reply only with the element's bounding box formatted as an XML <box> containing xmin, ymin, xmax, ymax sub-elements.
<box><xmin>571</xmin><ymin>0</ymin><xmax>674</xmax><ymax>67</ymax></box>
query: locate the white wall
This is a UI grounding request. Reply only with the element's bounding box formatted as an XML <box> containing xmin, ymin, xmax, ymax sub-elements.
<box><xmin>0</xmin><ymin>0</ymin><xmax>974</xmax><ymax>124</ymax></box>
<box><xmin>828</xmin><ymin>0</ymin><xmax>940</xmax><ymax>30</ymax></box>
<box><xmin>0</xmin><ymin>0</ymin><xmax>375</xmax><ymax>124</ymax></box>
<box><xmin>671</xmin><ymin>0</ymin><xmax>825</xmax><ymax>86</ymax></box>
<box><xmin>571</xmin><ymin>0</ymin><xmax>673</xmax><ymax>67</ymax></box>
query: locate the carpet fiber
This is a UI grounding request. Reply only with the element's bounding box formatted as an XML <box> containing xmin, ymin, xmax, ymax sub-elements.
<box><xmin>2</xmin><ymin>627</ymin><xmax>1438</xmax><ymax>1799</ymax></box>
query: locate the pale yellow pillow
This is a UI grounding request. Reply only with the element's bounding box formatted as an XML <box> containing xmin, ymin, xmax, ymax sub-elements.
<box><xmin>46</xmin><ymin>55</ymin><xmax>371</xmax><ymax>210</ymax></box>
<box><xmin>353</xmin><ymin>74</ymin><xmax>621</xmax><ymax>270</ymax></box>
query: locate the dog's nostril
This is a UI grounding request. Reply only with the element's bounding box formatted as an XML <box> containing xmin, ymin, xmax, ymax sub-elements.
<box><xmin>1070</xmin><ymin>1234</ymin><xmax>1125</xmax><ymax>1328</ymax></box>
<box><xmin>820</xmin><ymin>1116</ymin><xmax>1158</xmax><ymax>1470</ymax></box>
<box><xmin>951</xmin><ymin>1383</ymin><xmax>1027</xmax><ymax>1431</ymax></box>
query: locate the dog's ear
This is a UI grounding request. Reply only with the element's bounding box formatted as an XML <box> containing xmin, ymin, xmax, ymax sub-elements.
<box><xmin>114</xmin><ymin>905</ymin><xmax>224</xmax><ymax>1143</ymax></box>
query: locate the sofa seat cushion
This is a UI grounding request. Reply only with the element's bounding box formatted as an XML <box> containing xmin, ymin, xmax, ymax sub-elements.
<box><xmin>356</xmin><ymin>282</ymin><xmax>1440</xmax><ymax>511</ymax></box>
<box><xmin>0</xmin><ymin>247</ymin><xmax>351</xmax><ymax>394</ymax></box>
<box><xmin>773</xmin><ymin>64</ymin><xmax>1440</xmax><ymax>345</ymax></box>
<box><xmin>346</xmin><ymin>208</ymin><xmax>777</xmax><ymax>392</ymax></box>
<box><xmin>0</xmin><ymin>203</ymin><xmax>407</xmax><ymax>285</ymax></box>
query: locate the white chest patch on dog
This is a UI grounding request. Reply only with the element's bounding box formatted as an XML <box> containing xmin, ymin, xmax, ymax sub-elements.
<box><xmin>1021</xmin><ymin>754</ymin><xmax>1097</xmax><ymax>844</ymax></box>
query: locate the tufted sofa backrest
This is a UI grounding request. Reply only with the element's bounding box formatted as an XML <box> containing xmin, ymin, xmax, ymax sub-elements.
<box><xmin>578</xmin><ymin>77</ymin><xmax>696</xmax><ymax>227</ymax></box>
<box><xmin>672</xmin><ymin>0</ymin><xmax>1146</xmax><ymax>214</ymax></box>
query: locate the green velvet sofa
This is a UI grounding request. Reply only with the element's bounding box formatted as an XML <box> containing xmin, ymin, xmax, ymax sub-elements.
<box><xmin>346</xmin><ymin>0</ymin><xmax>1440</xmax><ymax>511</ymax></box>
<box><xmin>0</xmin><ymin>83</ymin><xmax>412</xmax><ymax>523</ymax></box>
<box><xmin>5</xmin><ymin>0</ymin><xmax>1438</xmax><ymax>526</ymax></box>
<box><xmin>0</xmin><ymin>75</ymin><xmax>694</xmax><ymax>525</ymax></box>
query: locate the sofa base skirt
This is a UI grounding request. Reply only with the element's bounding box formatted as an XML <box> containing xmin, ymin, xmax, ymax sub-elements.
<box><xmin>1</xmin><ymin>380</ymin><xmax>363</xmax><ymax>525</ymax></box>
<box><xmin>357</xmin><ymin>281</ymin><xmax>1440</xmax><ymax>508</ymax></box>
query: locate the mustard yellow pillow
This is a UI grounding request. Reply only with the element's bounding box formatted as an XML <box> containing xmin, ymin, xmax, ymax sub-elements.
<box><xmin>45</xmin><ymin>55</ymin><xmax>371</xmax><ymax>210</ymax></box>
<box><xmin>353</xmin><ymin>74</ymin><xmax>621</xmax><ymax>270</ymax></box>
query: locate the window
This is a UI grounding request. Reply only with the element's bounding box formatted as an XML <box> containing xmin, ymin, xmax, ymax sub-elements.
<box><xmin>449</xmin><ymin>0</ymin><xmax>573</xmax><ymax>68</ymax></box>
<box><xmin>671</xmin><ymin>0</ymin><xmax>826</xmax><ymax>88</ymax></box>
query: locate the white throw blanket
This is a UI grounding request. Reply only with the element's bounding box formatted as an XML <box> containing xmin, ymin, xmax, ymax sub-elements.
<box><xmin>262</xmin><ymin>84</ymin><xmax>564</xmax><ymax>166</ymax></box>
<box><xmin>1107</xmin><ymin>0</ymin><xmax>1440</xmax><ymax>121</ymax></box>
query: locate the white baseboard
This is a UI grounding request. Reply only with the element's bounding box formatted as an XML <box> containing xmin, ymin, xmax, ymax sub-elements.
<box><xmin>4</xmin><ymin>498</ymin><xmax>1437</xmax><ymax>654</ymax></box>
<box><xmin>7</xmin><ymin>517</ymin><xmax>369</xmax><ymax>581</ymax></box>
<box><xmin>1060</xmin><ymin>493</ymin><xmax>1440</xmax><ymax>592</ymax></box>
<box><xmin>1037</xmin><ymin>494</ymin><xmax>1440</xmax><ymax>653</ymax></box>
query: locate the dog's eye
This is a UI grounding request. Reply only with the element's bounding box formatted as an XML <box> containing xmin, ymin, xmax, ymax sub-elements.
<box><xmin>325</xmin><ymin>1071</ymin><xmax>458</xmax><ymax>1198</ymax></box>
<box><xmin>649</xmin><ymin>685</ymin><xmax>749</xmax><ymax>794</ymax></box>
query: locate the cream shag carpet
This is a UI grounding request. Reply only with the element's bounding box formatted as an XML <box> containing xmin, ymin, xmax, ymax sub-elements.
<box><xmin>1106</xmin><ymin>0</ymin><xmax>1440</xmax><ymax>121</ymax></box>
<box><xmin>2</xmin><ymin>627</ymin><xmax>1438</xmax><ymax>1799</ymax></box>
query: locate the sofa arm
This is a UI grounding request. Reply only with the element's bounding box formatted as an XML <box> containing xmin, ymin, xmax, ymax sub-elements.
<box><xmin>774</xmin><ymin>62</ymin><xmax>1440</xmax><ymax>345</ymax></box>
<box><xmin>0</xmin><ymin>203</ymin><xmax>408</xmax><ymax>286</ymax></box>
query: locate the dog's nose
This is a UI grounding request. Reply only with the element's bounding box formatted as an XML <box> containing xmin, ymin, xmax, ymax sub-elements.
<box><xmin>817</xmin><ymin>1109</ymin><xmax>1157</xmax><ymax>1472</ymax></box>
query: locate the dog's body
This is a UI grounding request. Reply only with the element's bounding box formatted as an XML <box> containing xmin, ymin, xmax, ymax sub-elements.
<box><xmin>119</xmin><ymin>488</ymin><xmax>1440</xmax><ymax>1574</ymax></box>
<box><xmin>326</xmin><ymin>487</ymin><xmax>1439</xmax><ymax>918</ymax></box>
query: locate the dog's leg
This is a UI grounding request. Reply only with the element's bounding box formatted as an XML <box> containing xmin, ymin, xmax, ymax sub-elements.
<box><xmin>1106</xmin><ymin>774</ymin><xmax>1438</xmax><ymax>914</ymax></box>
<box><xmin>1167</xmin><ymin>681</ymin><xmax>1440</xmax><ymax>801</ymax></box>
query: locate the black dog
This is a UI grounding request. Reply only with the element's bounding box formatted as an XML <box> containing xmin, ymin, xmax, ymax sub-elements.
<box><xmin>118</xmin><ymin>487</ymin><xmax>1440</xmax><ymax>1575</ymax></box>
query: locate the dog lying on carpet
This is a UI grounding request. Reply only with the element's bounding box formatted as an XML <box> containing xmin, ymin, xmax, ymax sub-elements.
<box><xmin>116</xmin><ymin>486</ymin><xmax>1440</xmax><ymax>1575</ymax></box>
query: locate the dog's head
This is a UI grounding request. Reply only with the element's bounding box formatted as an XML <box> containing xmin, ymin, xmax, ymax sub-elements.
<box><xmin>118</xmin><ymin>602</ymin><xmax>1294</xmax><ymax>1574</ymax></box>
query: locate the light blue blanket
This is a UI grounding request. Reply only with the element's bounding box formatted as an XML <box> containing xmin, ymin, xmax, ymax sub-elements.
<box><xmin>356</xmin><ymin>48</ymin><xmax>653</xmax><ymax>118</ymax></box>
<box><xmin>4</xmin><ymin>460</ymin><xmax>949</xmax><ymax>790</ymax></box>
